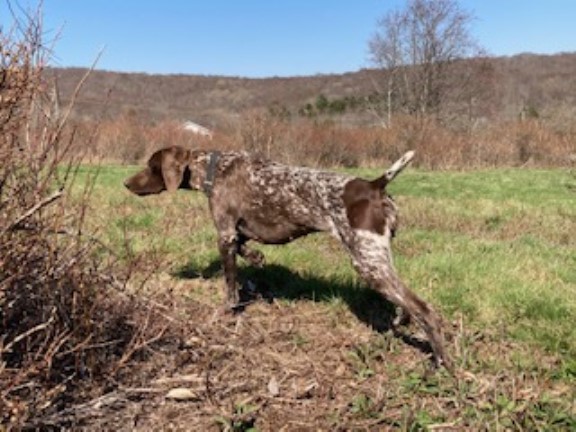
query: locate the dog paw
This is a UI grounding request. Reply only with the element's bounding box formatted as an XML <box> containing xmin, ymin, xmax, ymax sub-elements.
<box><xmin>239</xmin><ymin>244</ymin><xmax>266</xmax><ymax>267</ymax></box>
<box><xmin>247</xmin><ymin>250</ymin><xmax>266</xmax><ymax>268</ymax></box>
<box><xmin>392</xmin><ymin>306</ymin><xmax>411</xmax><ymax>328</ymax></box>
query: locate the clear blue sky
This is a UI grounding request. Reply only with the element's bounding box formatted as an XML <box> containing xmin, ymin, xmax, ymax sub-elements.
<box><xmin>2</xmin><ymin>1</ymin><xmax>575</xmax><ymax>77</ymax></box>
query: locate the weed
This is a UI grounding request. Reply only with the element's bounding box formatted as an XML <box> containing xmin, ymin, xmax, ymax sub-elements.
<box><xmin>350</xmin><ymin>393</ymin><xmax>375</xmax><ymax>417</ymax></box>
<box><xmin>215</xmin><ymin>401</ymin><xmax>259</xmax><ymax>432</ymax></box>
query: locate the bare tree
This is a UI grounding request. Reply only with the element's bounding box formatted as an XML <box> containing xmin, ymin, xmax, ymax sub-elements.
<box><xmin>369</xmin><ymin>0</ymin><xmax>484</xmax><ymax>120</ymax></box>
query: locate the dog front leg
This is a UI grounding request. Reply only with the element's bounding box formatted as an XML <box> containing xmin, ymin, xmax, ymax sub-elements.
<box><xmin>217</xmin><ymin>234</ymin><xmax>240</xmax><ymax>309</ymax></box>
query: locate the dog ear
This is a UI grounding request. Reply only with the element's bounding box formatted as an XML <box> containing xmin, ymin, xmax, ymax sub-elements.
<box><xmin>372</xmin><ymin>150</ymin><xmax>415</xmax><ymax>189</ymax></box>
<box><xmin>160</xmin><ymin>148</ymin><xmax>186</xmax><ymax>193</ymax></box>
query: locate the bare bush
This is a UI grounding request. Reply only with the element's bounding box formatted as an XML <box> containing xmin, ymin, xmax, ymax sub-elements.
<box><xmin>0</xmin><ymin>5</ymin><xmax>175</xmax><ymax>428</ymax></box>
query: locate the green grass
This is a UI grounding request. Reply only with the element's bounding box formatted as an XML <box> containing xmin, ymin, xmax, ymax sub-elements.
<box><xmin>77</xmin><ymin>164</ymin><xmax>576</xmax><ymax>362</ymax></box>
<box><xmin>69</xmin><ymin>164</ymin><xmax>576</xmax><ymax>428</ymax></box>
<box><xmin>388</xmin><ymin>169</ymin><xmax>576</xmax><ymax>361</ymax></box>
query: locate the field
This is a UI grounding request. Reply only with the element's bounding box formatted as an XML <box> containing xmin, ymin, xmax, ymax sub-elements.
<box><xmin>4</xmin><ymin>8</ymin><xmax>576</xmax><ymax>429</ymax></box>
<box><xmin>75</xmin><ymin>164</ymin><xmax>575</xmax><ymax>430</ymax></box>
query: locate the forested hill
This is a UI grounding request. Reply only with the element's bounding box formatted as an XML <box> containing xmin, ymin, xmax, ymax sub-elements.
<box><xmin>51</xmin><ymin>52</ymin><xmax>576</xmax><ymax>128</ymax></box>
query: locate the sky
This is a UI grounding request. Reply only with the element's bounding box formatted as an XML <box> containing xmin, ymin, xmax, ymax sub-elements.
<box><xmin>2</xmin><ymin>1</ymin><xmax>575</xmax><ymax>77</ymax></box>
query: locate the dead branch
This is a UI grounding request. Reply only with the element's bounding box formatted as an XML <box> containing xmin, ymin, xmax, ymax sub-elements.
<box><xmin>1</xmin><ymin>307</ymin><xmax>56</xmax><ymax>354</ymax></box>
<box><xmin>27</xmin><ymin>391</ymin><xmax>128</xmax><ymax>428</ymax></box>
<box><xmin>2</xmin><ymin>189</ymin><xmax>63</xmax><ymax>235</ymax></box>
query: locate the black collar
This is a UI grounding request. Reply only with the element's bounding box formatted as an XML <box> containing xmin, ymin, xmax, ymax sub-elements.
<box><xmin>202</xmin><ymin>151</ymin><xmax>220</xmax><ymax>197</ymax></box>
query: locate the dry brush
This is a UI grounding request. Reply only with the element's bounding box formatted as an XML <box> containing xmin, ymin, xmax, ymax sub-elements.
<box><xmin>0</xmin><ymin>6</ymin><xmax>177</xmax><ymax>428</ymax></box>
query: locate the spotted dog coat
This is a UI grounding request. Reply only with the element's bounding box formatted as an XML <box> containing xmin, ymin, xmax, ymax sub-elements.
<box><xmin>124</xmin><ymin>146</ymin><xmax>451</xmax><ymax>369</ymax></box>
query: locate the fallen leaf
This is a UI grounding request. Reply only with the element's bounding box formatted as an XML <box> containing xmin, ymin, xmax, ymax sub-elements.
<box><xmin>166</xmin><ymin>388</ymin><xmax>197</xmax><ymax>401</ymax></box>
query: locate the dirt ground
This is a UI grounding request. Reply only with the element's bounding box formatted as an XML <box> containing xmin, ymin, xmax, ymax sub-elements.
<box><xmin>55</xmin><ymin>274</ymin><xmax>574</xmax><ymax>431</ymax></box>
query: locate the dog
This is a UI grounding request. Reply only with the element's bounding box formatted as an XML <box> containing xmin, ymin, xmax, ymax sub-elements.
<box><xmin>124</xmin><ymin>146</ymin><xmax>451</xmax><ymax>369</ymax></box>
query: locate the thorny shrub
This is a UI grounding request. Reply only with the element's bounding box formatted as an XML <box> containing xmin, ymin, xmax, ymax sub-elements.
<box><xmin>0</xmin><ymin>6</ymin><xmax>172</xmax><ymax>429</ymax></box>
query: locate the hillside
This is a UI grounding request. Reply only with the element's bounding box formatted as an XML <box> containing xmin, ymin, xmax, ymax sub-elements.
<box><xmin>51</xmin><ymin>67</ymin><xmax>380</xmax><ymax>127</ymax></box>
<box><xmin>51</xmin><ymin>52</ymin><xmax>576</xmax><ymax>129</ymax></box>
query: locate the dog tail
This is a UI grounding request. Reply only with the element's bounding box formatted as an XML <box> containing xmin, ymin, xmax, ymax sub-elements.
<box><xmin>372</xmin><ymin>150</ymin><xmax>415</xmax><ymax>189</ymax></box>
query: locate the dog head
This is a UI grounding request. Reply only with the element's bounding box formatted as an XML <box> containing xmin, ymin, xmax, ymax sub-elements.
<box><xmin>124</xmin><ymin>146</ymin><xmax>191</xmax><ymax>196</ymax></box>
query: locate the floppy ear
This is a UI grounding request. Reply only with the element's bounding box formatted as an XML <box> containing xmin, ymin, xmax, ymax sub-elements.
<box><xmin>160</xmin><ymin>149</ymin><xmax>186</xmax><ymax>193</ymax></box>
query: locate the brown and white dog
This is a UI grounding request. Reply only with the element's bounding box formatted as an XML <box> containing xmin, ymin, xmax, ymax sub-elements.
<box><xmin>124</xmin><ymin>146</ymin><xmax>451</xmax><ymax>369</ymax></box>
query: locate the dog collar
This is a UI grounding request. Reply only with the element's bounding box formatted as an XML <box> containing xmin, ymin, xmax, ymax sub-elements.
<box><xmin>202</xmin><ymin>151</ymin><xmax>220</xmax><ymax>197</ymax></box>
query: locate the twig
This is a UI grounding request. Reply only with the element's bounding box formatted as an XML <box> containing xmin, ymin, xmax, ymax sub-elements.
<box><xmin>54</xmin><ymin>49</ymin><xmax>104</xmax><ymax>139</ymax></box>
<box><xmin>120</xmin><ymin>386</ymin><xmax>166</xmax><ymax>394</ymax></box>
<box><xmin>152</xmin><ymin>374</ymin><xmax>207</xmax><ymax>386</ymax></box>
<box><xmin>428</xmin><ymin>420</ymin><xmax>460</xmax><ymax>430</ymax></box>
<box><xmin>29</xmin><ymin>391</ymin><xmax>127</xmax><ymax>428</ymax></box>
<box><xmin>2</xmin><ymin>189</ymin><xmax>63</xmax><ymax>235</ymax></box>
<box><xmin>2</xmin><ymin>306</ymin><xmax>56</xmax><ymax>353</ymax></box>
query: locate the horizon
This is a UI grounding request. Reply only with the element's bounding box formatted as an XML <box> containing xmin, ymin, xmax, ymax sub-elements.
<box><xmin>2</xmin><ymin>1</ymin><xmax>576</xmax><ymax>78</ymax></box>
<box><xmin>49</xmin><ymin>51</ymin><xmax>575</xmax><ymax>80</ymax></box>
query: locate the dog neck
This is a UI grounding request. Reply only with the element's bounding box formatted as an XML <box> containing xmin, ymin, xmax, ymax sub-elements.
<box><xmin>189</xmin><ymin>150</ymin><xmax>221</xmax><ymax>196</ymax></box>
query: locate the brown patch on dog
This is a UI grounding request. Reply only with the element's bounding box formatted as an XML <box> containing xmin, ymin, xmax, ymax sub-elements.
<box><xmin>342</xmin><ymin>178</ymin><xmax>393</xmax><ymax>235</ymax></box>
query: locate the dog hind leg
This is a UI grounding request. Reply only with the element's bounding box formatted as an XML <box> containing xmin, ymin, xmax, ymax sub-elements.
<box><xmin>345</xmin><ymin>228</ymin><xmax>451</xmax><ymax>370</ymax></box>
<box><xmin>237</xmin><ymin>234</ymin><xmax>265</xmax><ymax>267</ymax></box>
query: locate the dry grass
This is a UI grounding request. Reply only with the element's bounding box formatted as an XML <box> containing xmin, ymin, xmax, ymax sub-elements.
<box><xmin>72</xmin><ymin>277</ymin><xmax>575</xmax><ymax>431</ymax></box>
<box><xmin>71</xmin><ymin>110</ymin><xmax>576</xmax><ymax>170</ymax></box>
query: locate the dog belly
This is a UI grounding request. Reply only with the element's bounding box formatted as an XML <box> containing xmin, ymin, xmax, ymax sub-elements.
<box><xmin>237</xmin><ymin>215</ymin><xmax>317</xmax><ymax>244</ymax></box>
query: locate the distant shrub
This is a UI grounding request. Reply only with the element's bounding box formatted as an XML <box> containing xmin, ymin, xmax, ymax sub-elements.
<box><xmin>84</xmin><ymin>110</ymin><xmax>575</xmax><ymax>169</ymax></box>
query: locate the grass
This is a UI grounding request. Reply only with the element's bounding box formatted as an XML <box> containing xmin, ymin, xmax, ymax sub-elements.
<box><xmin>73</xmin><ymin>164</ymin><xmax>576</xmax><ymax>429</ymax></box>
<box><xmin>388</xmin><ymin>169</ymin><xmax>576</xmax><ymax>361</ymax></box>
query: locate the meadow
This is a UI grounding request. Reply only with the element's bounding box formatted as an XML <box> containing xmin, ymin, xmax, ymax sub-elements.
<box><xmin>3</xmin><ymin>8</ymin><xmax>575</xmax><ymax>429</ymax></box>
<box><xmin>75</xmin><ymin>163</ymin><xmax>575</xmax><ymax>430</ymax></box>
